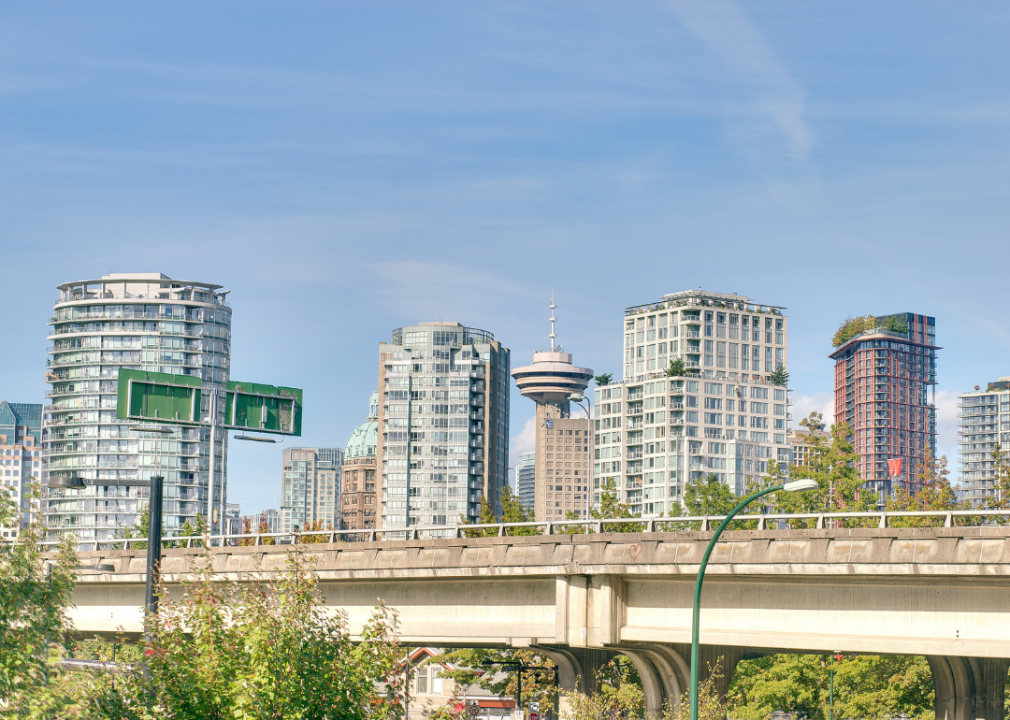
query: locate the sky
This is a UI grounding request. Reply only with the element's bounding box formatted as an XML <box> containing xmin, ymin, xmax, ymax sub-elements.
<box><xmin>2</xmin><ymin>1</ymin><xmax>1009</xmax><ymax>515</ymax></box>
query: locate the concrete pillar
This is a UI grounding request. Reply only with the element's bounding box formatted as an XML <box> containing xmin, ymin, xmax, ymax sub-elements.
<box><xmin>535</xmin><ymin>647</ymin><xmax>618</xmax><ymax>695</ymax></box>
<box><xmin>670</xmin><ymin>643</ymin><xmax>745</xmax><ymax>701</ymax></box>
<box><xmin>928</xmin><ymin>656</ymin><xmax>1010</xmax><ymax>720</ymax></box>
<box><xmin>621</xmin><ymin>649</ymin><xmax>669</xmax><ymax>718</ymax></box>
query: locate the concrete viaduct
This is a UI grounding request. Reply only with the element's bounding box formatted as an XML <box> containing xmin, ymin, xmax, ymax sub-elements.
<box><xmin>68</xmin><ymin>526</ymin><xmax>1010</xmax><ymax>720</ymax></box>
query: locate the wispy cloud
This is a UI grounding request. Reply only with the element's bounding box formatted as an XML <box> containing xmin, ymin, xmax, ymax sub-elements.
<box><xmin>668</xmin><ymin>0</ymin><xmax>813</xmax><ymax>165</ymax></box>
<box><xmin>789</xmin><ymin>391</ymin><xmax>834</xmax><ymax>429</ymax></box>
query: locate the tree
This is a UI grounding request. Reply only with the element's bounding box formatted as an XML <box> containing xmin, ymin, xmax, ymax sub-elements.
<box><xmin>84</xmin><ymin>546</ymin><xmax>405</xmax><ymax>720</ymax></box>
<box><xmin>987</xmin><ymin>442</ymin><xmax>1010</xmax><ymax>510</ymax></box>
<box><xmin>594</xmin><ymin>373</ymin><xmax>613</xmax><ymax>387</ymax></box>
<box><xmin>758</xmin><ymin>413</ymin><xmax>874</xmax><ymax>526</ymax></box>
<box><xmin>728</xmin><ymin>653</ymin><xmax>932</xmax><ymax>720</ymax></box>
<box><xmin>562</xmin><ymin>657</ymin><xmax>646</xmax><ymax>720</ymax></box>
<box><xmin>665</xmin><ymin>358</ymin><xmax>686</xmax><ymax>377</ymax></box>
<box><xmin>438</xmin><ymin>647</ymin><xmax>559</xmax><ymax>716</ymax></box>
<box><xmin>462</xmin><ymin>486</ymin><xmax>540</xmax><ymax>537</ymax></box>
<box><xmin>684</xmin><ymin>474</ymin><xmax>737</xmax><ymax>516</ymax></box>
<box><xmin>593</xmin><ymin>477</ymin><xmax>642</xmax><ymax>532</ymax></box>
<box><xmin>769</xmin><ymin>364</ymin><xmax>789</xmax><ymax>387</ymax></box>
<box><xmin>238</xmin><ymin>515</ymin><xmax>254</xmax><ymax>546</ymax></box>
<box><xmin>0</xmin><ymin>481</ymin><xmax>78</xmax><ymax>714</ymax></box>
<box><xmin>258</xmin><ymin>512</ymin><xmax>276</xmax><ymax>545</ymax></box>
<box><xmin>887</xmin><ymin>449</ymin><xmax>959</xmax><ymax>527</ymax></box>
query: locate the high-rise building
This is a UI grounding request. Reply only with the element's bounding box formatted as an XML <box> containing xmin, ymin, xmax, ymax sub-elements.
<box><xmin>44</xmin><ymin>273</ymin><xmax>232</xmax><ymax>548</ymax></box>
<box><xmin>0</xmin><ymin>401</ymin><xmax>43</xmax><ymax>538</ymax></box>
<box><xmin>377</xmin><ymin>322</ymin><xmax>510</xmax><ymax>535</ymax></box>
<box><xmin>512</xmin><ymin>299</ymin><xmax>593</xmax><ymax>521</ymax></box>
<box><xmin>224</xmin><ymin>502</ymin><xmax>242</xmax><ymax>535</ymax></box>
<box><xmin>957</xmin><ymin>377</ymin><xmax>1010</xmax><ymax>507</ymax></box>
<box><xmin>829</xmin><ymin>313</ymin><xmax>937</xmax><ymax>497</ymax></box>
<box><xmin>242</xmin><ymin>507</ymin><xmax>280</xmax><ymax>534</ymax></box>
<box><xmin>341</xmin><ymin>390</ymin><xmax>379</xmax><ymax>533</ymax></box>
<box><xmin>595</xmin><ymin>290</ymin><xmax>791</xmax><ymax>514</ymax></box>
<box><xmin>515</xmin><ymin>452</ymin><xmax>536</xmax><ymax>512</ymax></box>
<box><xmin>280</xmin><ymin>447</ymin><xmax>343</xmax><ymax>533</ymax></box>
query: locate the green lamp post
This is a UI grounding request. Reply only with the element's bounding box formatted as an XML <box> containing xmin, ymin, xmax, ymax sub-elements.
<box><xmin>689</xmin><ymin>478</ymin><xmax>818</xmax><ymax>720</ymax></box>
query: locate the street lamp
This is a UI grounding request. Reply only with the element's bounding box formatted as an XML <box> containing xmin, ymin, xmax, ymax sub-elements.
<box><xmin>689</xmin><ymin>478</ymin><xmax>818</xmax><ymax>720</ymax></box>
<box><xmin>569</xmin><ymin>394</ymin><xmax>592</xmax><ymax>522</ymax></box>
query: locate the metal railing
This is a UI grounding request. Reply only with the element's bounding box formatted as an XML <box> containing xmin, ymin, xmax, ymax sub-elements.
<box><xmin>27</xmin><ymin>508</ymin><xmax>1010</xmax><ymax>550</ymax></box>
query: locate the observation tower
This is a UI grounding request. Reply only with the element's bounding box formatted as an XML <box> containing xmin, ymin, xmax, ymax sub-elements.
<box><xmin>511</xmin><ymin>295</ymin><xmax>593</xmax><ymax>520</ymax></box>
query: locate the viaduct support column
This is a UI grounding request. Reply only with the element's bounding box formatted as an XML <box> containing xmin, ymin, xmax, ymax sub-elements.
<box><xmin>928</xmin><ymin>656</ymin><xmax>1010</xmax><ymax>720</ymax></box>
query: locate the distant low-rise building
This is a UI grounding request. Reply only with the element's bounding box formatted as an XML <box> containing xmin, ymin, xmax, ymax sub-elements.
<box><xmin>341</xmin><ymin>391</ymin><xmax>378</xmax><ymax>533</ymax></box>
<box><xmin>789</xmin><ymin>425</ymin><xmax>830</xmax><ymax>467</ymax></box>
<box><xmin>0</xmin><ymin>401</ymin><xmax>43</xmax><ymax>538</ymax></box>
<box><xmin>404</xmin><ymin>648</ymin><xmax>517</xmax><ymax>720</ymax></box>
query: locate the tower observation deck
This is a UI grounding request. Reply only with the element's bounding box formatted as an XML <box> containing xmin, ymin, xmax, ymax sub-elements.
<box><xmin>511</xmin><ymin>295</ymin><xmax>594</xmax><ymax>521</ymax></box>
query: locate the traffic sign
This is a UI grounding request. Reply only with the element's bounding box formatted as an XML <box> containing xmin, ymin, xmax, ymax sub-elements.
<box><xmin>468</xmin><ymin>705</ymin><xmax>480</xmax><ymax>717</ymax></box>
<box><xmin>529</xmin><ymin>703</ymin><xmax>540</xmax><ymax>713</ymax></box>
<box><xmin>529</xmin><ymin>713</ymin><xmax>540</xmax><ymax>720</ymax></box>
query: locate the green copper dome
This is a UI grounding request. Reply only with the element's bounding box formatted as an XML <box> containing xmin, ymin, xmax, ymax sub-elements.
<box><xmin>344</xmin><ymin>390</ymin><xmax>378</xmax><ymax>459</ymax></box>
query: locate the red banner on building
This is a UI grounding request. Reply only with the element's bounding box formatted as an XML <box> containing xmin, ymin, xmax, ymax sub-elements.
<box><xmin>888</xmin><ymin>458</ymin><xmax>903</xmax><ymax>477</ymax></box>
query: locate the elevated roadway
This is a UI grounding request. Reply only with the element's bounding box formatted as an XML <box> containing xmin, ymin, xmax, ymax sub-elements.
<box><xmin>68</xmin><ymin>525</ymin><xmax>1010</xmax><ymax>720</ymax></box>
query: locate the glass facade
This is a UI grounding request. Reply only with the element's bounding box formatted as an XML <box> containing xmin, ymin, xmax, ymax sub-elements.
<box><xmin>43</xmin><ymin>274</ymin><xmax>232</xmax><ymax>548</ymax></box>
<box><xmin>515</xmin><ymin>451</ymin><xmax>536</xmax><ymax>512</ymax></box>
<box><xmin>0</xmin><ymin>401</ymin><xmax>43</xmax><ymax>537</ymax></box>
<box><xmin>280</xmin><ymin>447</ymin><xmax>343</xmax><ymax>533</ymax></box>
<box><xmin>378</xmin><ymin>322</ymin><xmax>510</xmax><ymax>536</ymax></box>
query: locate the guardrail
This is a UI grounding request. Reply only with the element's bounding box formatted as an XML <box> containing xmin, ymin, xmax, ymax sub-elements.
<box><xmin>22</xmin><ymin>508</ymin><xmax>1010</xmax><ymax>550</ymax></box>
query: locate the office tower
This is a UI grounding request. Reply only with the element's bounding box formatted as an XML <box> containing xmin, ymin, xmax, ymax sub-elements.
<box><xmin>829</xmin><ymin>313</ymin><xmax>937</xmax><ymax>497</ymax></box>
<box><xmin>44</xmin><ymin>273</ymin><xmax>232</xmax><ymax>548</ymax></box>
<box><xmin>341</xmin><ymin>390</ymin><xmax>379</xmax><ymax>533</ymax></box>
<box><xmin>512</xmin><ymin>298</ymin><xmax>594</xmax><ymax>521</ymax></box>
<box><xmin>515</xmin><ymin>451</ymin><xmax>536</xmax><ymax>512</ymax></box>
<box><xmin>0</xmin><ymin>401</ymin><xmax>43</xmax><ymax>538</ymax></box>
<box><xmin>377</xmin><ymin>322</ymin><xmax>510</xmax><ymax>535</ymax></box>
<box><xmin>280</xmin><ymin>447</ymin><xmax>343</xmax><ymax>533</ymax></box>
<box><xmin>596</xmin><ymin>290</ymin><xmax>791</xmax><ymax>514</ymax></box>
<box><xmin>957</xmin><ymin>377</ymin><xmax>1010</xmax><ymax>507</ymax></box>
<box><xmin>224</xmin><ymin>502</ymin><xmax>242</xmax><ymax>535</ymax></box>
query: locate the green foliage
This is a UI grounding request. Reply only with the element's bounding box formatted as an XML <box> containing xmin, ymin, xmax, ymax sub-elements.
<box><xmin>561</xmin><ymin>658</ymin><xmax>647</xmax><ymax>720</ymax></box>
<box><xmin>986</xmin><ymin>442</ymin><xmax>1010</xmax><ymax>511</ymax></box>
<box><xmin>75</xmin><ymin>545</ymin><xmax>406</xmax><ymax>720</ymax></box>
<box><xmin>662</xmin><ymin>663</ymin><xmax>727</xmax><ymax>720</ymax></box>
<box><xmin>685</xmin><ymin>474</ymin><xmax>737</xmax><ymax>516</ymax></box>
<box><xmin>756</xmin><ymin>414</ymin><xmax>876</xmax><ymax>527</ymax></box>
<box><xmin>665</xmin><ymin>358</ymin><xmax>686</xmax><ymax>377</ymax></box>
<box><xmin>594</xmin><ymin>373</ymin><xmax>613</xmax><ymax>387</ymax></box>
<box><xmin>462</xmin><ymin>485</ymin><xmax>540</xmax><ymax>537</ymax></box>
<box><xmin>437</xmin><ymin>648</ymin><xmax>558</xmax><ymax>715</ymax></box>
<box><xmin>832</xmin><ymin>314</ymin><xmax>908</xmax><ymax>348</ymax></box>
<box><xmin>728</xmin><ymin>653</ymin><xmax>933</xmax><ymax>720</ymax></box>
<box><xmin>888</xmin><ymin>449</ymin><xmax>960</xmax><ymax>527</ymax></box>
<box><xmin>0</xmin><ymin>480</ymin><xmax>78</xmax><ymax>715</ymax></box>
<box><xmin>593</xmin><ymin>478</ymin><xmax>643</xmax><ymax>532</ymax></box>
<box><xmin>769</xmin><ymin>364</ymin><xmax>789</xmax><ymax>387</ymax></box>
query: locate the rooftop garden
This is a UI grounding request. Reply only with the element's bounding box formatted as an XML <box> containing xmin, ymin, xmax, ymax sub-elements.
<box><xmin>832</xmin><ymin>314</ymin><xmax>909</xmax><ymax>347</ymax></box>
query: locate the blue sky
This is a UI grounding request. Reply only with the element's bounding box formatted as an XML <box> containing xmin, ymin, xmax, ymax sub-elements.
<box><xmin>2</xmin><ymin>2</ymin><xmax>1009</xmax><ymax>514</ymax></box>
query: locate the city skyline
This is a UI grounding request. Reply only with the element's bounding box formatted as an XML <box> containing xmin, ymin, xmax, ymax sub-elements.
<box><xmin>3</xmin><ymin>3</ymin><xmax>1010</xmax><ymax>515</ymax></box>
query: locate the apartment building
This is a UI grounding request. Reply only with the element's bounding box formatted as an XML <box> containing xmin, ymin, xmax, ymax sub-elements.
<box><xmin>829</xmin><ymin>313</ymin><xmax>938</xmax><ymax>497</ymax></box>
<box><xmin>44</xmin><ymin>273</ymin><xmax>232</xmax><ymax>548</ymax></box>
<box><xmin>280</xmin><ymin>447</ymin><xmax>343</xmax><ymax>533</ymax></box>
<box><xmin>0</xmin><ymin>401</ymin><xmax>43</xmax><ymax>537</ymax></box>
<box><xmin>377</xmin><ymin>322</ymin><xmax>510</xmax><ymax>535</ymax></box>
<box><xmin>958</xmin><ymin>377</ymin><xmax>1010</xmax><ymax>507</ymax></box>
<box><xmin>341</xmin><ymin>390</ymin><xmax>378</xmax><ymax>532</ymax></box>
<box><xmin>596</xmin><ymin>290</ymin><xmax>791</xmax><ymax>514</ymax></box>
<box><xmin>515</xmin><ymin>451</ymin><xmax>536</xmax><ymax>512</ymax></box>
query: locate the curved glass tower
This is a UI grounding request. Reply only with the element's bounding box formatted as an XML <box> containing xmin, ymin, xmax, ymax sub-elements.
<box><xmin>44</xmin><ymin>273</ymin><xmax>231</xmax><ymax>548</ymax></box>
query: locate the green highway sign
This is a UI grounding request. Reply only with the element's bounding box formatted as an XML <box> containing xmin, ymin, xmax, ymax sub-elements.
<box><xmin>224</xmin><ymin>381</ymin><xmax>302</xmax><ymax>436</ymax></box>
<box><xmin>117</xmin><ymin>369</ymin><xmax>202</xmax><ymax>425</ymax></box>
<box><xmin>116</xmin><ymin>371</ymin><xmax>302</xmax><ymax>437</ymax></box>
